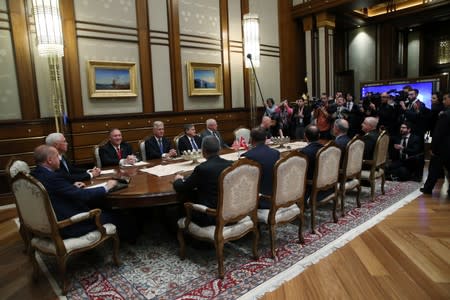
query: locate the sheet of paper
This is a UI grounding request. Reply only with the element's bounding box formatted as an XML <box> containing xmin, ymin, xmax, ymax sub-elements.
<box><xmin>85</xmin><ymin>182</ymin><xmax>107</xmax><ymax>189</ymax></box>
<box><xmin>100</xmin><ymin>169</ymin><xmax>116</xmax><ymax>175</ymax></box>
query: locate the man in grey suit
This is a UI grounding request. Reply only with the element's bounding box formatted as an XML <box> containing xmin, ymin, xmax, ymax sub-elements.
<box><xmin>199</xmin><ymin>118</ymin><xmax>228</xmax><ymax>148</ymax></box>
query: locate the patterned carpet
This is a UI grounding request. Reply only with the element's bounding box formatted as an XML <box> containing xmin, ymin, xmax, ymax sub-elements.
<box><xmin>37</xmin><ymin>181</ymin><xmax>421</xmax><ymax>299</ymax></box>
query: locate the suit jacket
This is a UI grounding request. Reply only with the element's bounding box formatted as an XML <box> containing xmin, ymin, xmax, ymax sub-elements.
<box><xmin>173</xmin><ymin>155</ymin><xmax>232</xmax><ymax>209</ymax></box>
<box><xmin>432</xmin><ymin>108</ymin><xmax>450</xmax><ymax>162</ymax></box>
<box><xmin>200</xmin><ymin>129</ymin><xmax>228</xmax><ymax>148</ymax></box>
<box><xmin>362</xmin><ymin>130</ymin><xmax>379</xmax><ymax>160</ymax></box>
<box><xmin>391</xmin><ymin>134</ymin><xmax>423</xmax><ymax>161</ymax></box>
<box><xmin>178</xmin><ymin>135</ymin><xmax>202</xmax><ymax>154</ymax></box>
<box><xmin>99</xmin><ymin>141</ymin><xmax>133</xmax><ymax>167</ymax></box>
<box><xmin>334</xmin><ymin>134</ymin><xmax>351</xmax><ymax>151</ymax></box>
<box><xmin>145</xmin><ymin>136</ymin><xmax>172</xmax><ymax>159</ymax></box>
<box><xmin>377</xmin><ymin>103</ymin><xmax>396</xmax><ymax>135</ymax></box>
<box><xmin>242</xmin><ymin>143</ymin><xmax>280</xmax><ymax>196</ymax></box>
<box><xmin>403</xmin><ymin>100</ymin><xmax>430</xmax><ymax>136</ymax></box>
<box><xmin>31</xmin><ymin>165</ymin><xmax>107</xmax><ymax>238</ymax></box>
<box><xmin>300</xmin><ymin>141</ymin><xmax>323</xmax><ymax>180</ymax></box>
<box><xmin>56</xmin><ymin>156</ymin><xmax>90</xmax><ymax>183</ymax></box>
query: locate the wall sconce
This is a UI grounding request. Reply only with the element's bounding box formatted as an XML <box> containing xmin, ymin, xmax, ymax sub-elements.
<box><xmin>32</xmin><ymin>0</ymin><xmax>65</xmax><ymax>133</ymax></box>
<box><xmin>243</xmin><ymin>13</ymin><xmax>260</xmax><ymax>68</ymax></box>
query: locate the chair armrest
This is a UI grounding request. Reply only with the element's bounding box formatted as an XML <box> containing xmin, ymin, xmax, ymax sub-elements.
<box><xmin>184</xmin><ymin>202</ymin><xmax>217</xmax><ymax>216</ymax></box>
<box><xmin>57</xmin><ymin>208</ymin><xmax>103</xmax><ymax>231</ymax></box>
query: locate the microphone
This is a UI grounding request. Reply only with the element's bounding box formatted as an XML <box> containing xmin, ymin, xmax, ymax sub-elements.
<box><xmin>247</xmin><ymin>53</ymin><xmax>252</xmax><ymax>60</ymax></box>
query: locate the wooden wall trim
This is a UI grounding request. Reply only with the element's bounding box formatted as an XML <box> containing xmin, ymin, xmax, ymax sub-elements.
<box><xmin>136</xmin><ymin>0</ymin><xmax>154</xmax><ymax>113</ymax></box>
<box><xmin>8</xmin><ymin>0</ymin><xmax>40</xmax><ymax>120</ymax></box>
<box><xmin>60</xmin><ymin>0</ymin><xmax>84</xmax><ymax>118</ymax></box>
<box><xmin>220</xmin><ymin>0</ymin><xmax>231</xmax><ymax>110</ymax></box>
<box><xmin>241</xmin><ymin>0</ymin><xmax>250</xmax><ymax>109</ymax></box>
<box><xmin>167</xmin><ymin>0</ymin><xmax>183</xmax><ymax>112</ymax></box>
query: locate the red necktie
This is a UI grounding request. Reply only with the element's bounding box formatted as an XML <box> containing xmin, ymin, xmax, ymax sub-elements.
<box><xmin>116</xmin><ymin>147</ymin><xmax>122</xmax><ymax>159</ymax></box>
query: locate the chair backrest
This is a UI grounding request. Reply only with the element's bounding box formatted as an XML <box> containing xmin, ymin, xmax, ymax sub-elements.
<box><xmin>173</xmin><ymin>132</ymin><xmax>185</xmax><ymax>155</ymax></box>
<box><xmin>6</xmin><ymin>158</ymin><xmax>30</xmax><ymax>181</ymax></box>
<box><xmin>273</xmin><ymin>151</ymin><xmax>308</xmax><ymax>206</ymax></box>
<box><xmin>218</xmin><ymin>158</ymin><xmax>261</xmax><ymax>222</ymax></box>
<box><xmin>138</xmin><ymin>140</ymin><xmax>146</xmax><ymax>161</ymax></box>
<box><xmin>374</xmin><ymin>131</ymin><xmax>389</xmax><ymax>167</ymax></box>
<box><xmin>343</xmin><ymin>137</ymin><xmax>365</xmax><ymax>177</ymax></box>
<box><xmin>233</xmin><ymin>127</ymin><xmax>251</xmax><ymax>144</ymax></box>
<box><xmin>93</xmin><ymin>139</ymin><xmax>109</xmax><ymax>168</ymax></box>
<box><xmin>11</xmin><ymin>173</ymin><xmax>58</xmax><ymax>237</ymax></box>
<box><xmin>314</xmin><ymin>142</ymin><xmax>342</xmax><ymax>189</ymax></box>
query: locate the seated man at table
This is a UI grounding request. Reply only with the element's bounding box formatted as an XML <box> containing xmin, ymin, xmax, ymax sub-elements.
<box><xmin>178</xmin><ymin>124</ymin><xmax>202</xmax><ymax>154</ymax></box>
<box><xmin>333</xmin><ymin>119</ymin><xmax>351</xmax><ymax>151</ymax></box>
<box><xmin>361</xmin><ymin>117</ymin><xmax>379</xmax><ymax>161</ymax></box>
<box><xmin>199</xmin><ymin>118</ymin><xmax>228</xmax><ymax>149</ymax></box>
<box><xmin>173</xmin><ymin>136</ymin><xmax>233</xmax><ymax>226</ymax></box>
<box><xmin>99</xmin><ymin>128</ymin><xmax>136</xmax><ymax>167</ymax></box>
<box><xmin>260</xmin><ymin>116</ymin><xmax>273</xmax><ymax>140</ymax></box>
<box><xmin>31</xmin><ymin>145</ymin><xmax>136</xmax><ymax>241</ymax></box>
<box><xmin>145</xmin><ymin>121</ymin><xmax>177</xmax><ymax>160</ymax></box>
<box><xmin>46</xmin><ymin>132</ymin><xmax>101</xmax><ymax>182</ymax></box>
<box><xmin>242</xmin><ymin>127</ymin><xmax>280</xmax><ymax>208</ymax></box>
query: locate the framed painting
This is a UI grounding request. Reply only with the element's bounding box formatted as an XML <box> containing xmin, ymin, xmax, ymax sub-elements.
<box><xmin>87</xmin><ymin>60</ymin><xmax>137</xmax><ymax>98</ymax></box>
<box><xmin>187</xmin><ymin>62</ymin><xmax>223</xmax><ymax>96</ymax></box>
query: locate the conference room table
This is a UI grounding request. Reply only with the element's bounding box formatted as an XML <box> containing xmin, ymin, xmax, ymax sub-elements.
<box><xmin>90</xmin><ymin>141</ymin><xmax>308</xmax><ymax>209</ymax></box>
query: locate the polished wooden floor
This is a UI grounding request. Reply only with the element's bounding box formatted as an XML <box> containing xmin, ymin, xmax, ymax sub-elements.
<box><xmin>0</xmin><ymin>181</ymin><xmax>449</xmax><ymax>299</ymax></box>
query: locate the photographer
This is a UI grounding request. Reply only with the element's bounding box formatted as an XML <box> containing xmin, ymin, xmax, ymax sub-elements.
<box><xmin>377</xmin><ymin>92</ymin><xmax>396</xmax><ymax>135</ymax></box>
<box><xmin>274</xmin><ymin>99</ymin><xmax>293</xmax><ymax>137</ymax></box>
<box><xmin>399</xmin><ymin>89</ymin><xmax>430</xmax><ymax>137</ymax></box>
<box><xmin>360</xmin><ymin>92</ymin><xmax>377</xmax><ymax>118</ymax></box>
<box><xmin>313</xmin><ymin>94</ymin><xmax>333</xmax><ymax>139</ymax></box>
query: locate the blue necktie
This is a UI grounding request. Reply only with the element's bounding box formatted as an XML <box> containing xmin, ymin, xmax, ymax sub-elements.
<box><xmin>191</xmin><ymin>138</ymin><xmax>198</xmax><ymax>150</ymax></box>
<box><xmin>158</xmin><ymin>138</ymin><xmax>164</xmax><ymax>154</ymax></box>
<box><xmin>61</xmin><ymin>157</ymin><xmax>69</xmax><ymax>173</ymax></box>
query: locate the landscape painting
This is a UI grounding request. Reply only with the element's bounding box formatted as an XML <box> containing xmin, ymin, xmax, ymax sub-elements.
<box><xmin>187</xmin><ymin>62</ymin><xmax>222</xmax><ymax>96</ymax></box>
<box><xmin>88</xmin><ymin>61</ymin><xmax>137</xmax><ymax>98</ymax></box>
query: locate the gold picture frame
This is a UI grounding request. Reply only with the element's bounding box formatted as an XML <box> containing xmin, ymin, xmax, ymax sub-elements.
<box><xmin>87</xmin><ymin>60</ymin><xmax>137</xmax><ymax>98</ymax></box>
<box><xmin>187</xmin><ymin>62</ymin><xmax>223</xmax><ymax>96</ymax></box>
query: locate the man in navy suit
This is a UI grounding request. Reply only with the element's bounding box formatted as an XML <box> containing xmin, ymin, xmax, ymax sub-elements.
<box><xmin>31</xmin><ymin>145</ymin><xmax>136</xmax><ymax>240</ymax></box>
<box><xmin>199</xmin><ymin>118</ymin><xmax>228</xmax><ymax>149</ymax></box>
<box><xmin>333</xmin><ymin>119</ymin><xmax>351</xmax><ymax>151</ymax></box>
<box><xmin>177</xmin><ymin>124</ymin><xmax>202</xmax><ymax>154</ymax></box>
<box><xmin>242</xmin><ymin>127</ymin><xmax>280</xmax><ymax>208</ymax></box>
<box><xmin>361</xmin><ymin>117</ymin><xmax>379</xmax><ymax>161</ymax></box>
<box><xmin>46</xmin><ymin>132</ymin><xmax>101</xmax><ymax>182</ymax></box>
<box><xmin>99</xmin><ymin>128</ymin><xmax>135</xmax><ymax>167</ymax></box>
<box><xmin>173</xmin><ymin>136</ymin><xmax>232</xmax><ymax>226</ymax></box>
<box><xmin>145</xmin><ymin>121</ymin><xmax>177</xmax><ymax>160</ymax></box>
<box><xmin>386</xmin><ymin>122</ymin><xmax>423</xmax><ymax>181</ymax></box>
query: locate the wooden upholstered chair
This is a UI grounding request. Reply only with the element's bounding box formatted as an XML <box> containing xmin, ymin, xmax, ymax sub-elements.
<box><xmin>177</xmin><ymin>158</ymin><xmax>261</xmax><ymax>278</ymax></box>
<box><xmin>93</xmin><ymin>139</ymin><xmax>109</xmax><ymax>168</ymax></box>
<box><xmin>309</xmin><ymin>142</ymin><xmax>342</xmax><ymax>233</ymax></box>
<box><xmin>138</xmin><ymin>134</ymin><xmax>152</xmax><ymax>161</ymax></box>
<box><xmin>258</xmin><ymin>151</ymin><xmax>308</xmax><ymax>258</ymax></box>
<box><xmin>173</xmin><ymin>132</ymin><xmax>185</xmax><ymax>156</ymax></box>
<box><xmin>338</xmin><ymin>136</ymin><xmax>365</xmax><ymax>216</ymax></box>
<box><xmin>361</xmin><ymin>131</ymin><xmax>390</xmax><ymax>201</ymax></box>
<box><xmin>11</xmin><ymin>172</ymin><xmax>120</xmax><ymax>294</ymax></box>
<box><xmin>6</xmin><ymin>158</ymin><xmax>32</xmax><ymax>251</ymax></box>
<box><xmin>233</xmin><ymin>127</ymin><xmax>251</xmax><ymax>144</ymax></box>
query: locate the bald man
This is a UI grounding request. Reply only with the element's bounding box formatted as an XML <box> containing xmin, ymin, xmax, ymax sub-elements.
<box><xmin>361</xmin><ymin>117</ymin><xmax>379</xmax><ymax>160</ymax></box>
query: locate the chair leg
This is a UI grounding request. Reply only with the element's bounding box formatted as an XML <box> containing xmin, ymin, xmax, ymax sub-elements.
<box><xmin>381</xmin><ymin>173</ymin><xmax>386</xmax><ymax>195</ymax></box>
<box><xmin>56</xmin><ymin>256</ymin><xmax>68</xmax><ymax>295</ymax></box>
<box><xmin>177</xmin><ymin>228</ymin><xmax>186</xmax><ymax>260</ymax></box>
<box><xmin>19</xmin><ymin>223</ymin><xmax>31</xmax><ymax>255</ymax></box>
<box><xmin>311</xmin><ymin>191</ymin><xmax>317</xmax><ymax>234</ymax></box>
<box><xmin>269</xmin><ymin>224</ymin><xmax>276</xmax><ymax>258</ymax></box>
<box><xmin>215</xmin><ymin>239</ymin><xmax>225</xmax><ymax>279</ymax></box>
<box><xmin>112</xmin><ymin>234</ymin><xmax>121</xmax><ymax>266</ymax></box>
<box><xmin>30</xmin><ymin>248</ymin><xmax>40</xmax><ymax>282</ymax></box>
<box><xmin>356</xmin><ymin>185</ymin><xmax>362</xmax><ymax>208</ymax></box>
<box><xmin>252</xmin><ymin>227</ymin><xmax>259</xmax><ymax>260</ymax></box>
<box><xmin>370</xmin><ymin>178</ymin><xmax>375</xmax><ymax>202</ymax></box>
<box><xmin>340</xmin><ymin>189</ymin><xmax>346</xmax><ymax>217</ymax></box>
<box><xmin>332</xmin><ymin>192</ymin><xmax>338</xmax><ymax>223</ymax></box>
<box><xmin>298</xmin><ymin>211</ymin><xmax>305</xmax><ymax>244</ymax></box>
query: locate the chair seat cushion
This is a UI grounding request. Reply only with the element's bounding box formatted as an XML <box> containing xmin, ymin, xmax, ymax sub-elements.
<box><xmin>340</xmin><ymin>179</ymin><xmax>360</xmax><ymax>190</ymax></box>
<box><xmin>257</xmin><ymin>204</ymin><xmax>300</xmax><ymax>224</ymax></box>
<box><xmin>361</xmin><ymin>169</ymin><xmax>384</xmax><ymax>180</ymax></box>
<box><xmin>177</xmin><ymin>216</ymin><xmax>254</xmax><ymax>241</ymax></box>
<box><xmin>31</xmin><ymin>223</ymin><xmax>116</xmax><ymax>254</ymax></box>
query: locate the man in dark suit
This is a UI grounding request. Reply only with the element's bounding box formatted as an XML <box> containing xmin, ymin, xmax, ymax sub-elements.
<box><xmin>386</xmin><ymin>122</ymin><xmax>424</xmax><ymax>181</ymax></box>
<box><xmin>177</xmin><ymin>124</ymin><xmax>202</xmax><ymax>154</ymax></box>
<box><xmin>399</xmin><ymin>89</ymin><xmax>430</xmax><ymax>137</ymax></box>
<box><xmin>361</xmin><ymin>117</ymin><xmax>379</xmax><ymax>161</ymax></box>
<box><xmin>421</xmin><ymin>92</ymin><xmax>450</xmax><ymax>196</ymax></box>
<box><xmin>199</xmin><ymin>118</ymin><xmax>228</xmax><ymax>149</ymax></box>
<box><xmin>46</xmin><ymin>132</ymin><xmax>101</xmax><ymax>182</ymax></box>
<box><xmin>31</xmin><ymin>145</ymin><xmax>136</xmax><ymax>241</ymax></box>
<box><xmin>291</xmin><ymin>97</ymin><xmax>311</xmax><ymax>139</ymax></box>
<box><xmin>173</xmin><ymin>136</ymin><xmax>232</xmax><ymax>226</ymax></box>
<box><xmin>377</xmin><ymin>92</ymin><xmax>397</xmax><ymax>136</ymax></box>
<box><xmin>333</xmin><ymin>119</ymin><xmax>351</xmax><ymax>151</ymax></box>
<box><xmin>242</xmin><ymin>127</ymin><xmax>280</xmax><ymax>208</ymax></box>
<box><xmin>99</xmin><ymin>128</ymin><xmax>135</xmax><ymax>167</ymax></box>
<box><xmin>145</xmin><ymin>121</ymin><xmax>177</xmax><ymax>160</ymax></box>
